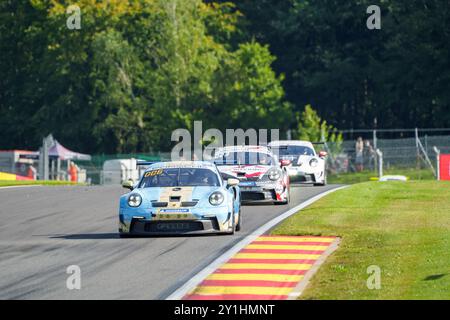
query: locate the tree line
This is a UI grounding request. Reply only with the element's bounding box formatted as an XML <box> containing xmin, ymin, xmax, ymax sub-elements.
<box><xmin>217</xmin><ymin>0</ymin><xmax>450</xmax><ymax>131</ymax></box>
<box><xmin>1</xmin><ymin>1</ymin><xmax>448</xmax><ymax>154</ymax></box>
<box><xmin>0</xmin><ymin>0</ymin><xmax>292</xmax><ymax>154</ymax></box>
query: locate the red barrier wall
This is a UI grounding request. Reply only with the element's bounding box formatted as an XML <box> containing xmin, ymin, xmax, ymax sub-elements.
<box><xmin>439</xmin><ymin>154</ymin><xmax>450</xmax><ymax>181</ymax></box>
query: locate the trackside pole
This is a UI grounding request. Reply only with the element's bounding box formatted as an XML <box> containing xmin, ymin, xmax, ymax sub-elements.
<box><xmin>433</xmin><ymin>146</ymin><xmax>440</xmax><ymax>181</ymax></box>
<box><xmin>415</xmin><ymin>129</ymin><xmax>437</xmax><ymax>177</ymax></box>
<box><xmin>376</xmin><ymin>148</ymin><xmax>383</xmax><ymax>178</ymax></box>
<box><xmin>373</xmin><ymin>130</ymin><xmax>377</xmax><ymax>173</ymax></box>
<box><xmin>39</xmin><ymin>137</ymin><xmax>49</xmax><ymax>181</ymax></box>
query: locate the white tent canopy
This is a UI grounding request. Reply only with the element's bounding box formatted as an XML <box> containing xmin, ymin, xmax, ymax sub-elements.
<box><xmin>47</xmin><ymin>137</ymin><xmax>91</xmax><ymax>161</ymax></box>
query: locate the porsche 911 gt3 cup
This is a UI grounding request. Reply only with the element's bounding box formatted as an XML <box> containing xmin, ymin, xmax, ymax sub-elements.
<box><xmin>212</xmin><ymin>146</ymin><xmax>290</xmax><ymax>205</ymax></box>
<box><xmin>269</xmin><ymin>140</ymin><xmax>327</xmax><ymax>186</ymax></box>
<box><xmin>118</xmin><ymin>161</ymin><xmax>241</xmax><ymax>237</ymax></box>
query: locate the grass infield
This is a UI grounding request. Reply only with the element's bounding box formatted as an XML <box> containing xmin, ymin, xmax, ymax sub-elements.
<box><xmin>272</xmin><ymin>181</ymin><xmax>450</xmax><ymax>299</ymax></box>
<box><xmin>328</xmin><ymin>168</ymin><xmax>435</xmax><ymax>184</ymax></box>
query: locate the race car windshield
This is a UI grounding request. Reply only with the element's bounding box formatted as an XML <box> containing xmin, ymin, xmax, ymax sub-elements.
<box><xmin>272</xmin><ymin>146</ymin><xmax>315</xmax><ymax>157</ymax></box>
<box><xmin>214</xmin><ymin>152</ymin><xmax>274</xmax><ymax>165</ymax></box>
<box><xmin>139</xmin><ymin>168</ymin><xmax>220</xmax><ymax>188</ymax></box>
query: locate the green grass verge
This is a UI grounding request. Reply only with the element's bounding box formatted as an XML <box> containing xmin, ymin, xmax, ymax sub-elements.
<box><xmin>328</xmin><ymin>168</ymin><xmax>435</xmax><ymax>184</ymax></box>
<box><xmin>271</xmin><ymin>181</ymin><xmax>450</xmax><ymax>299</ymax></box>
<box><xmin>0</xmin><ymin>180</ymin><xmax>85</xmax><ymax>187</ymax></box>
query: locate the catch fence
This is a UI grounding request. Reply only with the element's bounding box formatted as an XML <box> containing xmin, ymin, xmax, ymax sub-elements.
<box><xmin>1</xmin><ymin>129</ymin><xmax>449</xmax><ymax>184</ymax></box>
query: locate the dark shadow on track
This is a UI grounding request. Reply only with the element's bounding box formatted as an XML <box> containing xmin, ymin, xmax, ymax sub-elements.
<box><xmin>242</xmin><ymin>202</ymin><xmax>285</xmax><ymax>206</ymax></box>
<box><xmin>48</xmin><ymin>232</ymin><xmax>231</xmax><ymax>240</ymax></box>
<box><xmin>49</xmin><ymin>233</ymin><xmax>120</xmax><ymax>239</ymax></box>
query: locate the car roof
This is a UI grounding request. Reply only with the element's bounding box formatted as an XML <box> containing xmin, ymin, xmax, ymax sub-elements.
<box><xmin>145</xmin><ymin>161</ymin><xmax>217</xmax><ymax>171</ymax></box>
<box><xmin>269</xmin><ymin>140</ymin><xmax>315</xmax><ymax>148</ymax></box>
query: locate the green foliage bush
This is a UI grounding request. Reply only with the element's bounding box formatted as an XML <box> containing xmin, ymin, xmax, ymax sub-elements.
<box><xmin>296</xmin><ymin>104</ymin><xmax>343</xmax><ymax>152</ymax></box>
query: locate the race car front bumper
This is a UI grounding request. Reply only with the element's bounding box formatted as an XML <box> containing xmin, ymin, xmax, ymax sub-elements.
<box><xmin>241</xmin><ymin>189</ymin><xmax>277</xmax><ymax>203</ymax></box>
<box><xmin>119</xmin><ymin>205</ymin><xmax>233</xmax><ymax>235</ymax></box>
<box><xmin>287</xmin><ymin>166</ymin><xmax>323</xmax><ymax>184</ymax></box>
<box><xmin>123</xmin><ymin>217</ymin><xmax>226</xmax><ymax>235</ymax></box>
<box><xmin>239</xmin><ymin>181</ymin><xmax>284</xmax><ymax>203</ymax></box>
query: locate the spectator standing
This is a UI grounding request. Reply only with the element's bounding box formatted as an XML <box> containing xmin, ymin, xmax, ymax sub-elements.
<box><xmin>69</xmin><ymin>161</ymin><xmax>78</xmax><ymax>183</ymax></box>
<box><xmin>364</xmin><ymin>140</ymin><xmax>375</xmax><ymax>170</ymax></box>
<box><xmin>355</xmin><ymin>137</ymin><xmax>364</xmax><ymax>172</ymax></box>
<box><xmin>27</xmin><ymin>165</ymin><xmax>37</xmax><ymax>180</ymax></box>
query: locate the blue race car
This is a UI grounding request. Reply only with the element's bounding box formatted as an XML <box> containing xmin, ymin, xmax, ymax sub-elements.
<box><xmin>118</xmin><ymin>161</ymin><xmax>241</xmax><ymax>237</ymax></box>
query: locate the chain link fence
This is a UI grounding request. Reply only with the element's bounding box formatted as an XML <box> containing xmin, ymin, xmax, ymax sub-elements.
<box><xmin>75</xmin><ymin>131</ymin><xmax>449</xmax><ymax>184</ymax></box>
<box><xmin>2</xmin><ymin>129</ymin><xmax>449</xmax><ymax>184</ymax></box>
<box><xmin>325</xmin><ymin>129</ymin><xmax>450</xmax><ymax>179</ymax></box>
<box><xmin>73</xmin><ymin>152</ymin><xmax>172</xmax><ymax>185</ymax></box>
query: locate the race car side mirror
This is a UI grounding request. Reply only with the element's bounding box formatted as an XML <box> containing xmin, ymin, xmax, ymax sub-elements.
<box><xmin>122</xmin><ymin>180</ymin><xmax>134</xmax><ymax>190</ymax></box>
<box><xmin>280</xmin><ymin>159</ymin><xmax>291</xmax><ymax>167</ymax></box>
<box><xmin>227</xmin><ymin>178</ymin><xmax>240</xmax><ymax>187</ymax></box>
<box><xmin>319</xmin><ymin>151</ymin><xmax>328</xmax><ymax>158</ymax></box>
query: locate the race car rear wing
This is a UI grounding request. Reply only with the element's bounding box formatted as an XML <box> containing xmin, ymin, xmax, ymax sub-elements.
<box><xmin>270</xmin><ymin>142</ymin><xmax>325</xmax><ymax>150</ymax></box>
<box><xmin>136</xmin><ymin>161</ymin><xmax>156</xmax><ymax>166</ymax></box>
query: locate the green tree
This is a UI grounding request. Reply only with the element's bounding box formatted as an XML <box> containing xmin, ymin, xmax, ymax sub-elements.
<box><xmin>296</xmin><ymin>105</ymin><xmax>342</xmax><ymax>151</ymax></box>
<box><xmin>224</xmin><ymin>0</ymin><xmax>450</xmax><ymax>129</ymax></box>
<box><xmin>90</xmin><ymin>30</ymin><xmax>149</xmax><ymax>153</ymax></box>
<box><xmin>0</xmin><ymin>0</ymin><xmax>50</xmax><ymax>148</ymax></box>
<box><xmin>0</xmin><ymin>0</ymin><xmax>293</xmax><ymax>154</ymax></box>
<box><xmin>212</xmin><ymin>42</ymin><xmax>292</xmax><ymax>132</ymax></box>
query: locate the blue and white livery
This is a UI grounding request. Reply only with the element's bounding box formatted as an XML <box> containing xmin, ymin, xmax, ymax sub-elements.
<box><xmin>118</xmin><ymin>161</ymin><xmax>241</xmax><ymax>237</ymax></box>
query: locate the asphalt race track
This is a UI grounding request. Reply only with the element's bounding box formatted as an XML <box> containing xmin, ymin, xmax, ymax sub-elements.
<box><xmin>0</xmin><ymin>184</ymin><xmax>340</xmax><ymax>299</ymax></box>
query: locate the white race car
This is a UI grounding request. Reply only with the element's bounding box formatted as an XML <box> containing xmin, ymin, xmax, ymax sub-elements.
<box><xmin>269</xmin><ymin>140</ymin><xmax>327</xmax><ymax>186</ymax></box>
<box><xmin>212</xmin><ymin>146</ymin><xmax>291</xmax><ymax>205</ymax></box>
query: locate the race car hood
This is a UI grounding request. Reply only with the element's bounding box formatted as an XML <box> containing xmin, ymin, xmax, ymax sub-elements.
<box><xmin>135</xmin><ymin>186</ymin><xmax>221</xmax><ymax>207</ymax></box>
<box><xmin>216</xmin><ymin>164</ymin><xmax>272</xmax><ymax>180</ymax></box>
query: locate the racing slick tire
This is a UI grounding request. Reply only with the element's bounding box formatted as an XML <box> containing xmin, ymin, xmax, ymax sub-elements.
<box><xmin>235</xmin><ymin>209</ymin><xmax>242</xmax><ymax>232</ymax></box>
<box><xmin>275</xmin><ymin>186</ymin><xmax>290</xmax><ymax>205</ymax></box>
<box><xmin>314</xmin><ymin>171</ymin><xmax>327</xmax><ymax>186</ymax></box>
<box><xmin>225</xmin><ymin>211</ymin><xmax>236</xmax><ymax>235</ymax></box>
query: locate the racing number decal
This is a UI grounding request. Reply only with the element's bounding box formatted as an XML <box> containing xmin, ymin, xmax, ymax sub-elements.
<box><xmin>144</xmin><ymin>169</ymin><xmax>163</xmax><ymax>178</ymax></box>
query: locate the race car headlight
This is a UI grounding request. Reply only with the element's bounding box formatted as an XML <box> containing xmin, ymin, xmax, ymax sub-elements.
<box><xmin>209</xmin><ymin>191</ymin><xmax>224</xmax><ymax>206</ymax></box>
<box><xmin>128</xmin><ymin>194</ymin><xmax>142</xmax><ymax>207</ymax></box>
<box><xmin>309</xmin><ymin>158</ymin><xmax>319</xmax><ymax>167</ymax></box>
<box><xmin>268</xmin><ymin>169</ymin><xmax>281</xmax><ymax>181</ymax></box>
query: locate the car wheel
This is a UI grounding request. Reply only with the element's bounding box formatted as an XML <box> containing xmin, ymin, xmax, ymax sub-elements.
<box><xmin>314</xmin><ymin>171</ymin><xmax>327</xmax><ymax>186</ymax></box>
<box><xmin>322</xmin><ymin>172</ymin><xmax>327</xmax><ymax>186</ymax></box>
<box><xmin>275</xmin><ymin>186</ymin><xmax>290</xmax><ymax>205</ymax></box>
<box><xmin>227</xmin><ymin>212</ymin><xmax>235</xmax><ymax>235</ymax></box>
<box><xmin>235</xmin><ymin>209</ymin><xmax>242</xmax><ymax>232</ymax></box>
<box><xmin>286</xmin><ymin>185</ymin><xmax>291</xmax><ymax>203</ymax></box>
